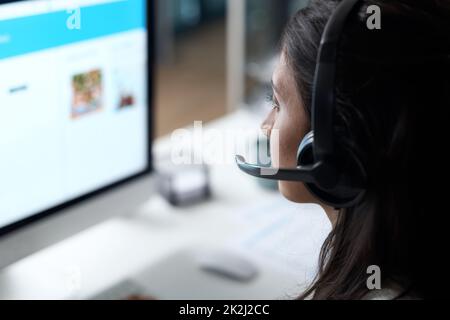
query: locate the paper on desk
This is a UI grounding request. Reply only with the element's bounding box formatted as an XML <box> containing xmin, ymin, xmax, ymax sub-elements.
<box><xmin>226</xmin><ymin>196</ymin><xmax>331</xmax><ymax>286</ymax></box>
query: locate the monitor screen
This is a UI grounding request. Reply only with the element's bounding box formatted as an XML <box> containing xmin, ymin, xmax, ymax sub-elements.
<box><xmin>0</xmin><ymin>0</ymin><xmax>150</xmax><ymax>234</ymax></box>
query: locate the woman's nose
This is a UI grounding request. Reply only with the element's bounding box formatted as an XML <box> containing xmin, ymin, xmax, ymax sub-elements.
<box><xmin>261</xmin><ymin>110</ymin><xmax>275</xmax><ymax>138</ymax></box>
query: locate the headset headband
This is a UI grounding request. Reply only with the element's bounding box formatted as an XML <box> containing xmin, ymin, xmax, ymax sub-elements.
<box><xmin>312</xmin><ymin>0</ymin><xmax>360</xmax><ymax>163</ymax></box>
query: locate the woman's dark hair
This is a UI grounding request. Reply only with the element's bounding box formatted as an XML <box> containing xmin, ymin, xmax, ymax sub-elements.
<box><xmin>282</xmin><ymin>0</ymin><xmax>450</xmax><ymax>299</ymax></box>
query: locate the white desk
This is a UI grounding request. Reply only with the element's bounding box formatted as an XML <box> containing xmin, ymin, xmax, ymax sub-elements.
<box><xmin>0</xmin><ymin>110</ymin><xmax>330</xmax><ymax>300</ymax></box>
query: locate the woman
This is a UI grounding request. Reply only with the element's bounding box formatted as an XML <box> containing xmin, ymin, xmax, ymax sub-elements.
<box><xmin>261</xmin><ymin>0</ymin><xmax>450</xmax><ymax>299</ymax></box>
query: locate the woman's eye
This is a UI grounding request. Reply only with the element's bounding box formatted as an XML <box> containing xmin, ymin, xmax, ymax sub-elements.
<box><xmin>273</xmin><ymin>97</ymin><xmax>280</xmax><ymax>111</ymax></box>
<box><xmin>266</xmin><ymin>93</ymin><xmax>280</xmax><ymax>111</ymax></box>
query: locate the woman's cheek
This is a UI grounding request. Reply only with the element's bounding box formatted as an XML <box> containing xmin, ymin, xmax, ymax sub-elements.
<box><xmin>270</xmin><ymin>113</ymin><xmax>318</xmax><ymax>204</ymax></box>
<box><xmin>270</xmin><ymin>136</ymin><xmax>278</xmax><ymax>168</ymax></box>
<box><xmin>270</xmin><ymin>114</ymin><xmax>294</xmax><ymax>169</ymax></box>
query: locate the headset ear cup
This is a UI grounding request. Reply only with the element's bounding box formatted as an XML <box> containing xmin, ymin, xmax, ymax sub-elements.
<box><xmin>297</xmin><ymin>131</ymin><xmax>315</xmax><ymax>166</ymax></box>
<box><xmin>297</xmin><ymin>131</ymin><xmax>366</xmax><ymax>208</ymax></box>
<box><xmin>304</xmin><ymin>183</ymin><xmax>365</xmax><ymax>208</ymax></box>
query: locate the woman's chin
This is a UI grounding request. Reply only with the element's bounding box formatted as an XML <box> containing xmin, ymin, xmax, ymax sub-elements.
<box><xmin>279</xmin><ymin>181</ymin><xmax>317</xmax><ymax>204</ymax></box>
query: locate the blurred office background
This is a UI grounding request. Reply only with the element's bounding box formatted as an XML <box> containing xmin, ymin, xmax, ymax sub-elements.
<box><xmin>155</xmin><ymin>0</ymin><xmax>309</xmax><ymax>137</ymax></box>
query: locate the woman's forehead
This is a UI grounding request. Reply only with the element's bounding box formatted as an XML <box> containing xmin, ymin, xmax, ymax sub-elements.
<box><xmin>273</xmin><ymin>54</ymin><xmax>295</xmax><ymax>95</ymax></box>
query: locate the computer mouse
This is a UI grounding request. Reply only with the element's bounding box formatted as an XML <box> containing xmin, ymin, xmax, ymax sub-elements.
<box><xmin>195</xmin><ymin>249</ymin><xmax>259</xmax><ymax>283</ymax></box>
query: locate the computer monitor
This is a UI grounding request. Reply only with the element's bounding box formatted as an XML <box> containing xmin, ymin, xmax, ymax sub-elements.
<box><xmin>0</xmin><ymin>0</ymin><xmax>154</xmax><ymax>269</ymax></box>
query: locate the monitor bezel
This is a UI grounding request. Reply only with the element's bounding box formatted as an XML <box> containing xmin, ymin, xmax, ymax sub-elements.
<box><xmin>0</xmin><ymin>0</ymin><xmax>154</xmax><ymax>237</ymax></box>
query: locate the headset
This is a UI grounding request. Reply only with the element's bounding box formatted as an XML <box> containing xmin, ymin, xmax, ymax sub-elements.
<box><xmin>235</xmin><ymin>0</ymin><xmax>367</xmax><ymax>208</ymax></box>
